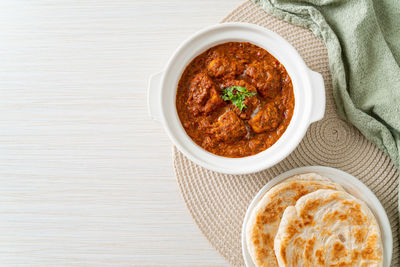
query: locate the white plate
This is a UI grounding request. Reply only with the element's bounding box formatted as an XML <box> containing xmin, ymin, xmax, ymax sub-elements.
<box><xmin>241</xmin><ymin>166</ymin><xmax>393</xmax><ymax>267</ymax></box>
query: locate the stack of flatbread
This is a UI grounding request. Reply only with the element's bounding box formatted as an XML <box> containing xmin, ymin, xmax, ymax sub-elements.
<box><xmin>246</xmin><ymin>173</ymin><xmax>383</xmax><ymax>267</ymax></box>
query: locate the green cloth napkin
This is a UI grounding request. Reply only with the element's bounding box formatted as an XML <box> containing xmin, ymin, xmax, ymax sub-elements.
<box><xmin>252</xmin><ymin>1</ymin><xmax>400</xmax><ymax>170</ymax></box>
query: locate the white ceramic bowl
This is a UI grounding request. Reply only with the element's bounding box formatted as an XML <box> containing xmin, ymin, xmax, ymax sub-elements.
<box><xmin>147</xmin><ymin>23</ymin><xmax>326</xmax><ymax>174</ymax></box>
<box><xmin>242</xmin><ymin>166</ymin><xmax>393</xmax><ymax>267</ymax></box>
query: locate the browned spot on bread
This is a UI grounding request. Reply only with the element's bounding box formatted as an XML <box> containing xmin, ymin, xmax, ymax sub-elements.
<box><xmin>287</xmin><ymin>220</ymin><xmax>300</xmax><ymax>237</ymax></box>
<box><xmin>251</xmin><ymin>229</ymin><xmax>260</xmax><ymax>246</ymax></box>
<box><xmin>291</xmin><ymin>251</ymin><xmax>300</xmax><ymax>267</ymax></box>
<box><xmin>280</xmin><ymin>220</ymin><xmax>300</xmax><ymax>265</ymax></box>
<box><xmin>321</xmin><ymin>229</ymin><xmax>332</xmax><ymax>237</ymax></box>
<box><xmin>351</xmin><ymin>250</ymin><xmax>360</xmax><ymax>261</ymax></box>
<box><xmin>354</xmin><ymin>228</ymin><xmax>368</xmax><ymax>243</ymax></box>
<box><xmin>261</xmin><ymin>233</ymin><xmax>274</xmax><ymax>248</ymax></box>
<box><xmin>255</xmin><ymin>247</ymin><xmax>268</xmax><ymax>263</ymax></box>
<box><xmin>256</xmin><ymin>199</ymin><xmax>286</xmax><ymax>225</ymax></box>
<box><xmin>301</xmin><ymin>192</ymin><xmax>341</xmax><ymax>219</ymax></box>
<box><xmin>304</xmin><ymin>237</ymin><xmax>316</xmax><ymax>263</ymax></box>
<box><xmin>322</xmin><ymin>210</ymin><xmax>348</xmax><ymax>224</ymax></box>
<box><xmin>280</xmin><ymin>246</ymin><xmax>287</xmax><ymax>265</ymax></box>
<box><xmin>361</xmin><ymin>234</ymin><xmax>381</xmax><ymax>261</ymax></box>
<box><xmin>331</xmin><ymin>242</ymin><xmax>347</xmax><ymax>261</ymax></box>
<box><xmin>293</xmin><ymin>236</ymin><xmax>305</xmax><ymax>247</ymax></box>
<box><xmin>315</xmin><ymin>249</ymin><xmax>325</xmax><ymax>265</ymax></box>
<box><xmin>348</xmin><ymin>207</ymin><xmax>367</xmax><ymax>225</ymax></box>
<box><xmin>302</xmin><ymin>213</ymin><xmax>314</xmax><ymax>226</ymax></box>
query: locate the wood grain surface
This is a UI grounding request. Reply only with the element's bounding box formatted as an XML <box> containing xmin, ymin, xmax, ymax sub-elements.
<box><xmin>0</xmin><ymin>0</ymin><xmax>243</xmax><ymax>266</ymax></box>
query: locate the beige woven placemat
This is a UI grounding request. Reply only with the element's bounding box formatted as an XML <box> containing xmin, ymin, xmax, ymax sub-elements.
<box><xmin>173</xmin><ymin>1</ymin><xmax>399</xmax><ymax>266</ymax></box>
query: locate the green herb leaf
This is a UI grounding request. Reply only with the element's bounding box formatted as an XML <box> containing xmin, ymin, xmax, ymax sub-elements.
<box><xmin>220</xmin><ymin>86</ymin><xmax>256</xmax><ymax>111</ymax></box>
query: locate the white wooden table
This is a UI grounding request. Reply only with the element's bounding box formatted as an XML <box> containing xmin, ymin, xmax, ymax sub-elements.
<box><xmin>0</xmin><ymin>0</ymin><xmax>243</xmax><ymax>266</ymax></box>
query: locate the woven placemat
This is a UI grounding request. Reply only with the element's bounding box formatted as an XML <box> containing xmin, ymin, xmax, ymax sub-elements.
<box><xmin>173</xmin><ymin>1</ymin><xmax>399</xmax><ymax>266</ymax></box>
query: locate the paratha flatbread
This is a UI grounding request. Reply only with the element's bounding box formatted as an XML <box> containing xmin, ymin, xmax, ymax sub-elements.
<box><xmin>246</xmin><ymin>173</ymin><xmax>344</xmax><ymax>267</ymax></box>
<box><xmin>274</xmin><ymin>189</ymin><xmax>383</xmax><ymax>267</ymax></box>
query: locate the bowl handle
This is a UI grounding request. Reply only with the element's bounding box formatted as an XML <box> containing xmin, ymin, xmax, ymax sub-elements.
<box><xmin>147</xmin><ymin>71</ymin><xmax>164</xmax><ymax>121</ymax></box>
<box><xmin>308</xmin><ymin>69</ymin><xmax>326</xmax><ymax>123</ymax></box>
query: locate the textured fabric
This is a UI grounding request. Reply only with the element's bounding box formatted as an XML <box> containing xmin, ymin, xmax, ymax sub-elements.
<box><xmin>173</xmin><ymin>2</ymin><xmax>399</xmax><ymax>266</ymax></box>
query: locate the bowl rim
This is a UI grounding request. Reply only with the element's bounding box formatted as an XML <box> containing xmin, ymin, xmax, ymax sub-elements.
<box><xmin>159</xmin><ymin>22</ymin><xmax>317</xmax><ymax>174</ymax></box>
<box><xmin>241</xmin><ymin>166</ymin><xmax>393</xmax><ymax>267</ymax></box>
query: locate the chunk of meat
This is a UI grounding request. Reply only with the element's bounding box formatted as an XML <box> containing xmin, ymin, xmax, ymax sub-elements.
<box><xmin>187</xmin><ymin>72</ymin><xmax>224</xmax><ymax>116</ymax></box>
<box><xmin>207</xmin><ymin>57</ymin><xmax>244</xmax><ymax>78</ymax></box>
<box><xmin>212</xmin><ymin>111</ymin><xmax>247</xmax><ymax>143</ymax></box>
<box><xmin>187</xmin><ymin>72</ymin><xmax>213</xmax><ymax>105</ymax></box>
<box><xmin>248</xmin><ymin>103</ymin><xmax>281</xmax><ymax>133</ymax></box>
<box><xmin>239</xmin><ymin>96</ymin><xmax>260</xmax><ymax>120</ymax></box>
<box><xmin>245</xmin><ymin>61</ymin><xmax>282</xmax><ymax>99</ymax></box>
<box><xmin>203</xmin><ymin>86</ymin><xmax>224</xmax><ymax>114</ymax></box>
<box><xmin>221</xmin><ymin>80</ymin><xmax>260</xmax><ymax>119</ymax></box>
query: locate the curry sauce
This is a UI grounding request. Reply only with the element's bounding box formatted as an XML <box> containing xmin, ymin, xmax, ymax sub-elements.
<box><xmin>176</xmin><ymin>42</ymin><xmax>294</xmax><ymax>157</ymax></box>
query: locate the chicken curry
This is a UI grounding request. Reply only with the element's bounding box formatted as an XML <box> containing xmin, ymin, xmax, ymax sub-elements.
<box><xmin>176</xmin><ymin>42</ymin><xmax>294</xmax><ymax>158</ymax></box>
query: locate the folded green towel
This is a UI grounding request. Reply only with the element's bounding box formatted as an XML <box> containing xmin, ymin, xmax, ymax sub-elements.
<box><xmin>252</xmin><ymin>0</ymin><xmax>400</xmax><ymax>174</ymax></box>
